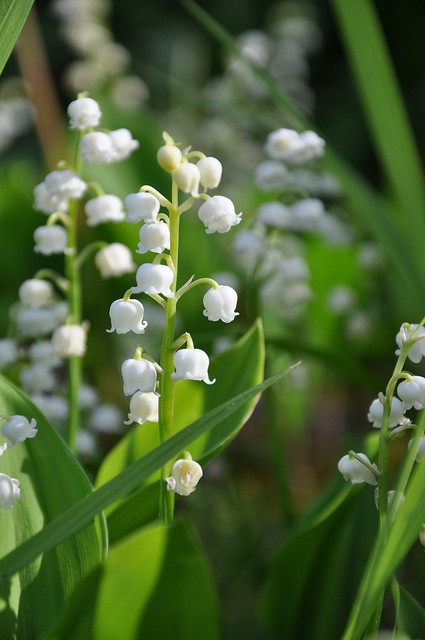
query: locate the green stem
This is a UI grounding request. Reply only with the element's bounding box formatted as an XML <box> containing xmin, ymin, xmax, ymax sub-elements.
<box><xmin>158</xmin><ymin>179</ymin><xmax>180</xmax><ymax>523</ymax></box>
<box><xmin>64</xmin><ymin>135</ymin><xmax>84</xmax><ymax>454</ymax></box>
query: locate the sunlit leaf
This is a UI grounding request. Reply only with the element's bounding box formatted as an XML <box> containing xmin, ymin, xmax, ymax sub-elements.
<box><xmin>0</xmin><ymin>375</ymin><xmax>107</xmax><ymax>639</ymax></box>
<box><xmin>0</xmin><ymin>0</ymin><xmax>34</xmax><ymax>76</ymax></box>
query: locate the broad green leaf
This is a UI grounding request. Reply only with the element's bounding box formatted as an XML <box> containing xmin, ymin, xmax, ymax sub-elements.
<box><xmin>45</xmin><ymin>519</ymin><xmax>220</xmax><ymax>640</ymax></box>
<box><xmin>397</xmin><ymin>586</ymin><xmax>425</xmax><ymax>637</ymax></box>
<box><xmin>0</xmin><ymin>375</ymin><xmax>107</xmax><ymax>639</ymax></box>
<box><xmin>95</xmin><ymin>320</ymin><xmax>265</xmax><ymax>541</ymax></box>
<box><xmin>260</xmin><ymin>486</ymin><xmax>377</xmax><ymax>640</ymax></box>
<box><xmin>0</xmin><ymin>0</ymin><xmax>34</xmax><ymax>76</ymax></box>
<box><xmin>0</xmin><ymin>362</ymin><xmax>296</xmax><ymax>585</ymax></box>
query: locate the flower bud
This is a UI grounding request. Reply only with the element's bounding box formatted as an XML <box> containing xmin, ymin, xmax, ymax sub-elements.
<box><xmin>124</xmin><ymin>392</ymin><xmax>159</xmax><ymax>425</ymax></box>
<box><xmin>67</xmin><ymin>96</ymin><xmax>102</xmax><ymax>130</ymax></box>
<box><xmin>0</xmin><ymin>473</ymin><xmax>20</xmax><ymax>510</ymax></box>
<box><xmin>121</xmin><ymin>357</ymin><xmax>157</xmax><ymax>396</ymax></box>
<box><xmin>171</xmin><ymin>348</ymin><xmax>215</xmax><ymax>384</ymax></box>
<box><xmin>203</xmin><ymin>285</ymin><xmax>238</xmax><ymax>323</ymax></box>
<box><xmin>125</xmin><ymin>192</ymin><xmax>160</xmax><ymax>224</ymax></box>
<box><xmin>52</xmin><ymin>324</ymin><xmax>87</xmax><ymax>357</ymax></box>
<box><xmin>172</xmin><ymin>162</ymin><xmax>200</xmax><ymax>196</ymax></box>
<box><xmin>132</xmin><ymin>263</ymin><xmax>174</xmax><ymax>298</ymax></box>
<box><xmin>157</xmin><ymin>145</ymin><xmax>182</xmax><ymax>172</ymax></box>
<box><xmin>198</xmin><ymin>195</ymin><xmax>242</xmax><ymax>234</ymax></box>
<box><xmin>84</xmin><ymin>195</ymin><xmax>125</xmax><ymax>226</ymax></box>
<box><xmin>95</xmin><ymin>243</ymin><xmax>135</xmax><ymax>278</ymax></box>
<box><xmin>196</xmin><ymin>156</ymin><xmax>222</xmax><ymax>189</ymax></box>
<box><xmin>107</xmin><ymin>298</ymin><xmax>147</xmax><ymax>334</ymax></box>
<box><xmin>34</xmin><ymin>225</ymin><xmax>68</xmax><ymax>255</ymax></box>
<box><xmin>166</xmin><ymin>458</ymin><xmax>203</xmax><ymax>496</ymax></box>
<box><xmin>136</xmin><ymin>221</ymin><xmax>170</xmax><ymax>254</ymax></box>
<box><xmin>338</xmin><ymin>452</ymin><xmax>378</xmax><ymax>486</ymax></box>
<box><xmin>19</xmin><ymin>279</ymin><xmax>54</xmax><ymax>308</ymax></box>
<box><xmin>1</xmin><ymin>415</ymin><xmax>37</xmax><ymax>448</ymax></box>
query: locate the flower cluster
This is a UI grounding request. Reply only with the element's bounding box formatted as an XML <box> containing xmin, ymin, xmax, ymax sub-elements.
<box><xmin>0</xmin><ymin>414</ymin><xmax>38</xmax><ymax>510</ymax></box>
<box><xmin>338</xmin><ymin>321</ymin><xmax>425</xmax><ymax>532</ymax></box>
<box><xmin>107</xmin><ymin>132</ymin><xmax>241</xmax><ymax>496</ymax></box>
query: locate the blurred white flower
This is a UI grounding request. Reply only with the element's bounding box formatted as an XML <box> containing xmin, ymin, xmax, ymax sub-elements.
<box><xmin>0</xmin><ymin>473</ymin><xmax>20</xmax><ymax>509</ymax></box>
<box><xmin>108</xmin><ymin>128</ymin><xmax>139</xmax><ymax>161</ymax></box>
<box><xmin>80</xmin><ymin>131</ymin><xmax>116</xmax><ymax>164</ymax></box>
<box><xmin>18</xmin><ymin>279</ymin><xmax>54</xmax><ymax>308</ymax></box>
<box><xmin>67</xmin><ymin>96</ymin><xmax>102</xmax><ymax>130</ymax></box>
<box><xmin>95</xmin><ymin>243</ymin><xmax>135</xmax><ymax>278</ymax></box>
<box><xmin>89</xmin><ymin>404</ymin><xmax>124</xmax><ymax>434</ymax></box>
<box><xmin>52</xmin><ymin>324</ymin><xmax>87</xmax><ymax>357</ymax></box>
<box><xmin>84</xmin><ymin>194</ymin><xmax>125</xmax><ymax>226</ymax></box>
<box><xmin>34</xmin><ymin>225</ymin><xmax>68</xmax><ymax>255</ymax></box>
<box><xmin>20</xmin><ymin>363</ymin><xmax>57</xmax><ymax>393</ymax></box>
<box><xmin>254</xmin><ymin>160</ymin><xmax>289</xmax><ymax>191</ymax></box>
<box><xmin>0</xmin><ymin>339</ymin><xmax>18</xmax><ymax>369</ymax></box>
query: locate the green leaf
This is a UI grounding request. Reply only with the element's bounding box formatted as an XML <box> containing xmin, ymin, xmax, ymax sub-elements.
<box><xmin>45</xmin><ymin>519</ymin><xmax>220</xmax><ymax>640</ymax></box>
<box><xmin>260</xmin><ymin>486</ymin><xmax>377</xmax><ymax>640</ymax></box>
<box><xmin>0</xmin><ymin>360</ymin><xmax>297</xmax><ymax>586</ymax></box>
<box><xmin>95</xmin><ymin>320</ymin><xmax>265</xmax><ymax>541</ymax></box>
<box><xmin>0</xmin><ymin>0</ymin><xmax>34</xmax><ymax>76</ymax></box>
<box><xmin>397</xmin><ymin>585</ymin><xmax>425</xmax><ymax>637</ymax></box>
<box><xmin>0</xmin><ymin>374</ymin><xmax>107</xmax><ymax>639</ymax></box>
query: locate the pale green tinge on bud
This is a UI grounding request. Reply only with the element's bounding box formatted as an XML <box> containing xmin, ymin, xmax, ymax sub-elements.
<box><xmin>337</xmin><ymin>452</ymin><xmax>378</xmax><ymax>486</ymax></box>
<box><xmin>157</xmin><ymin>144</ymin><xmax>182</xmax><ymax>173</ymax></box>
<box><xmin>165</xmin><ymin>458</ymin><xmax>203</xmax><ymax>496</ymax></box>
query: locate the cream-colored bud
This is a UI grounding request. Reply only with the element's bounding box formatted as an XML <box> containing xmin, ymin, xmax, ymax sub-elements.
<box><xmin>157</xmin><ymin>145</ymin><xmax>182</xmax><ymax>172</ymax></box>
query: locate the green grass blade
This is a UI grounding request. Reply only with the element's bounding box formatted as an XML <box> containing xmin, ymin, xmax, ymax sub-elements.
<box><xmin>0</xmin><ymin>363</ymin><xmax>299</xmax><ymax>584</ymax></box>
<box><xmin>330</xmin><ymin>0</ymin><xmax>425</xmax><ymax>249</ymax></box>
<box><xmin>0</xmin><ymin>0</ymin><xmax>34</xmax><ymax>76</ymax></box>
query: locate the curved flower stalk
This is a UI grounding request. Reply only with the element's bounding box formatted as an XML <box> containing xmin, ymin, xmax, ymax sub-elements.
<box><xmin>2</xmin><ymin>94</ymin><xmax>139</xmax><ymax>455</ymax></box>
<box><xmin>108</xmin><ymin>131</ymin><xmax>242</xmax><ymax>521</ymax></box>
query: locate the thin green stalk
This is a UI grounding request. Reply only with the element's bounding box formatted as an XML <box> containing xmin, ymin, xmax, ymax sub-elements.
<box><xmin>64</xmin><ymin>136</ymin><xmax>84</xmax><ymax>453</ymax></box>
<box><xmin>158</xmin><ymin>179</ymin><xmax>180</xmax><ymax>523</ymax></box>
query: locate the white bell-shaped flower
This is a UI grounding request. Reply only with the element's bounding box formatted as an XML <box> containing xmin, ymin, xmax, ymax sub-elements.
<box><xmin>80</xmin><ymin>131</ymin><xmax>116</xmax><ymax>164</ymax></box>
<box><xmin>107</xmin><ymin>298</ymin><xmax>147</xmax><ymax>334</ymax></box>
<box><xmin>338</xmin><ymin>453</ymin><xmax>378</xmax><ymax>486</ymax></box>
<box><xmin>203</xmin><ymin>285</ymin><xmax>239</xmax><ymax>323</ymax></box>
<box><xmin>132</xmin><ymin>263</ymin><xmax>174</xmax><ymax>298</ymax></box>
<box><xmin>165</xmin><ymin>458</ymin><xmax>203</xmax><ymax>496</ymax></box>
<box><xmin>67</xmin><ymin>96</ymin><xmax>102</xmax><ymax>130</ymax></box>
<box><xmin>0</xmin><ymin>339</ymin><xmax>18</xmax><ymax>369</ymax></box>
<box><xmin>0</xmin><ymin>473</ymin><xmax>20</xmax><ymax>510</ymax></box>
<box><xmin>254</xmin><ymin>160</ymin><xmax>289</xmax><ymax>191</ymax></box>
<box><xmin>44</xmin><ymin>169</ymin><xmax>87</xmax><ymax>201</ymax></box>
<box><xmin>125</xmin><ymin>192</ymin><xmax>160</xmax><ymax>224</ymax></box>
<box><xmin>397</xmin><ymin>376</ymin><xmax>425</xmax><ymax>410</ymax></box>
<box><xmin>171</xmin><ymin>348</ymin><xmax>215</xmax><ymax>384</ymax></box>
<box><xmin>198</xmin><ymin>195</ymin><xmax>242</xmax><ymax>234</ymax></box>
<box><xmin>124</xmin><ymin>391</ymin><xmax>159</xmax><ymax>425</ymax></box>
<box><xmin>136</xmin><ymin>221</ymin><xmax>170</xmax><ymax>254</ymax></box>
<box><xmin>95</xmin><ymin>243</ymin><xmax>135</xmax><ymax>278</ymax></box>
<box><xmin>1</xmin><ymin>415</ymin><xmax>37</xmax><ymax>448</ymax></box>
<box><xmin>121</xmin><ymin>357</ymin><xmax>158</xmax><ymax>396</ymax></box>
<box><xmin>367</xmin><ymin>394</ymin><xmax>407</xmax><ymax>429</ymax></box>
<box><xmin>109</xmin><ymin>128</ymin><xmax>139</xmax><ymax>161</ymax></box>
<box><xmin>396</xmin><ymin>323</ymin><xmax>425</xmax><ymax>364</ymax></box>
<box><xmin>264</xmin><ymin>128</ymin><xmax>302</xmax><ymax>160</ymax></box>
<box><xmin>172</xmin><ymin>162</ymin><xmax>200</xmax><ymax>196</ymax></box>
<box><xmin>196</xmin><ymin>157</ymin><xmax>222</xmax><ymax>189</ymax></box>
<box><xmin>34</xmin><ymin>181</ymin><xmax>68</xmax><ymax>214</ymax></box>
<box><xmin>157</xmin><ymin>145</ymin><xmax>182</xmax><ymax>172</ymax></box>
<box><xmin>19</xmin><ymin>279</ymin><xmax>54</xmax><ymax>308</ymax></box>
<box><xmin>34</xmin><ymin>225</ymin><xmax>68</xmax><ymax>255</ymax></box>
<box><xmin>20</xmin><ymin>363</ymin><xmax>57</xmax><ymax>393</ymax></box>
<box><xmin>28</xmin><ymin>340</ymin><xmax>62</xmax><ymax>367</ymax></box>
<box><xmin>84</xmin><ymin>195</ymin><xmax>125</xmax><ymax>226</ymax></box>
<box><xmin>52</xmin><ymin>324</ymin><xmax>87</xmax><ymax>357</ymax></box>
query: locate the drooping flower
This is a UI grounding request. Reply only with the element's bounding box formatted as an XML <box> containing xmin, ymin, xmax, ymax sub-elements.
<box><xmin>0</xmin><ymin>474</ymin><xmax>21</xmax><ymax>510</ymax></box>
<box><xmin>52</xmin><ymin>324</ymin><xmax>87</xmax><ymax>357</ymax></box>
<box><xmin>396</xmin><ymin>323</ymin><xmax>425</xmax><ymax>364</ymax></box>
<box><xmin>124</xmin><ymin>192</ymin><xmax>160</xmax><ymax>224</ymax></box>
<box><xmin>121</xmin><ymin>357</ymin><xmax>157</xmax><ymax>396</ymax></box>
<box><xmin>172</xmin><ymin>162</ymin><xmax>201</xmax><ymax>196</ymax></box>
<box><xmin>132</xmin><ymin>263</ymin><xmax>174</xmax><ymax>298</ymax></box>
<box><xmin>1</xmin><ymin>415</ymin><xmax>37</xmax><ymax>448</ymax></box>
<box><xmin>397</xmin><ymin>376</ymin><xmax>425</xmax><ymax>410</ymax></box>
<box><xmin>136</xmin><ymin>221</ymin><xmax>170</xmax><ymax>254</ymax></box>
<box><xmin>67</xmin><ymin>96</ymin><xmax>102</xmax><ymax>130</ymax></box>
<box><xmin>171</xmin><ymin>348</ymin><xmax>215</xmax><ymax>384</ymax></box>
<box><xmin>18</xmin><ymin>279</ymin><xmax>54</xmax><ymax>308</ymax></box>
<box><xmin>34</xmin><ymin>225</ymin><xmax>68</xmax><ymax>255</ymax></box>
<box><xmin>84</xmin><ymin>194</ymin><xmax>125</xmax><ymax>226</ymax></box>
<box><xmin>43</xmin><ymin>169</ymin><xmax>87</xmax><ymax>202</ymax></box>
<box><xmin>367</xmin><ymin>394</ymin><xmax>407</xmax><ymax>429</ymax></box>
<box><xmin>196</xmin><ymin>156</ymin><xmax>222</xmax><ymax>190</ymax></box>
<box><xmin>107</xmin><ymin>298</ymin><xmax>147</xmax><ymax>334</ymax></box>
<box><xmin>198</xmin><ymin>195</ymin><xmax>242</xmax><ymax>234</ymax></box>
<box><xmin>80</xmin><ymin>131</ymin><xmax>116</xmax><ymax>164</ymax></box>
<box><xmin>108</xmin><ymin>128</ymin><xmax>139</xmax><ymax>161</ymax></box>
<box><xmin>338</xmin><ymin>452</ymin><xmax>378</xmax><ymax>486</ymax></box>
<box><xmin>124</xmin><ymin>391</ymin><xmax>159</xmax><ymax>425</ymax></box>
<box><xmin>203</xmin><ymin>285</ymin><xmax>239</xmax><ymax>323</ymax></box>
<box><xmin>165</xmin><ymin>458</ymin><xmax>203</xmax><ymax>496</ymax></box>
<box><xmin>95</xmin><ymin>243</ymin><xmax>135</xmax><ymax>278</ymax></box>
